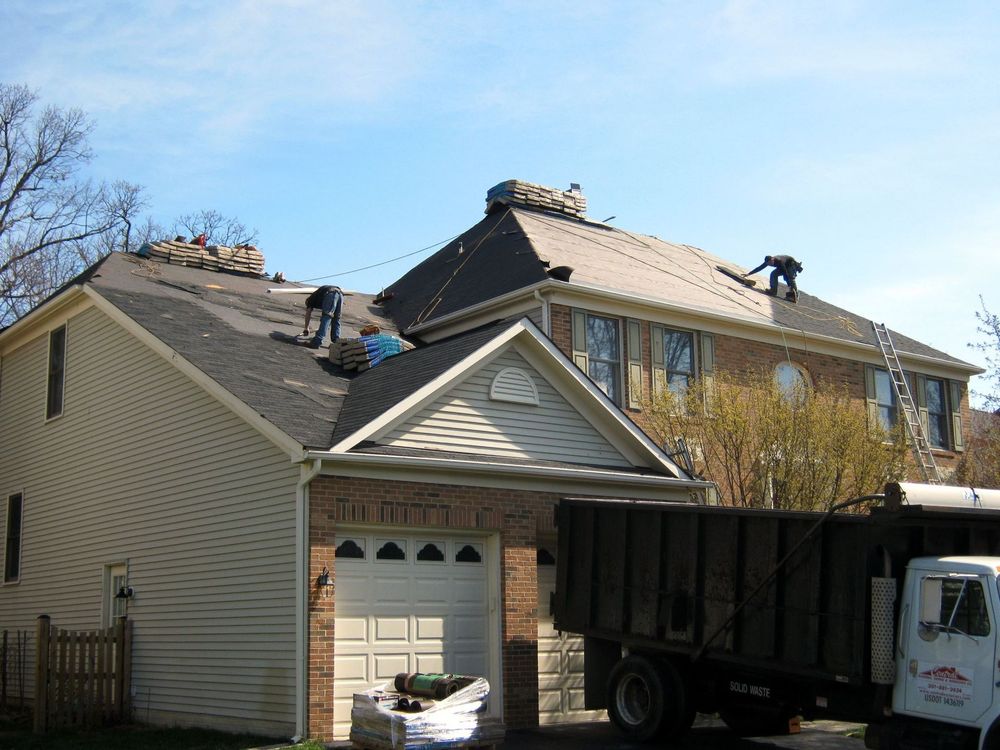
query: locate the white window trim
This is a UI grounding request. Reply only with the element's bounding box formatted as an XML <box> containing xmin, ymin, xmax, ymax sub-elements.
<box><xmin>103</xmin><ymin>562</ymin><xmax>129</xmax><ymax>627</ymax></box>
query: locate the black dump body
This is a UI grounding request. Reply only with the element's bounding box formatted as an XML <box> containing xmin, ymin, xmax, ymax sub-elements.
<box><xmin>553</xmin><ymin>498</ymin><xmax>1000</xmax><ymax>693</ymax></box>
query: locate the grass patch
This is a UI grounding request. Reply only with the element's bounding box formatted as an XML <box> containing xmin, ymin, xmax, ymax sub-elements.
<box><xmin>0</xmin><ymin>715</ymin><xmax>289</xmax><ymax>750</ymax></box>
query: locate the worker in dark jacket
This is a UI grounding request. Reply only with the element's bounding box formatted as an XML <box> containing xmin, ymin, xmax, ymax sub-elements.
<box><xmin>745</xmin><ymin>255</ymin><xmax>803</xmax><ymax>301</ymax></box>
<box><xmin>302</xmin><ymin>284</ymin><xmax>343</xmax><ymax>349</ymax></box>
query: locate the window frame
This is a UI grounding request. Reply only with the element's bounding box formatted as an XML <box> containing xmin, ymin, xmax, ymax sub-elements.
<box><xmin>661</xmin><ymin>327</ymin><xmax>695</xmax><ymax>399</ymax></box>
<box><xmin>46</xmin><ymin>325</ymin><xmax>67</xmax><ymax>421</ymax></box>
<box><xmin>103</xmin><ymin>562</ymin><xmax>129</xmax><ymax>626</ymax></box>
<box><xmin>923</xmin><ymin>376</ymin><xmax>950</xmax><ymax>450</ymax></box>
<box><xmin>572</xmin><ymin>310</ymin><xmax>624</xmax><ymax>406</ymax></box>
<box><xmin>4</xmin><ymin>492</ymin><xmax>24</xmax><ymax>585</ymax></box>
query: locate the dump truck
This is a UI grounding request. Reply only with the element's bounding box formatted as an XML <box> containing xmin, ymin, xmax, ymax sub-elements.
<box><xmin>552</xmin><ymin>483</ymin><xmax>1000</xmax><ymax>749</ymax></box>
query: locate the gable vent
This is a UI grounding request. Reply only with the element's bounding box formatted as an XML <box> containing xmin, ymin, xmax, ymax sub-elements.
<box><xmin>489</xmin><ymin>367</ymin><xmax>539</xmax><ymax>406</ymax></box>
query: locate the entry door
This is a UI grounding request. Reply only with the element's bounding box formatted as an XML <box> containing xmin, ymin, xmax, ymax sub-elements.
<box><xmin>902</xmin><ymin>573</ymin><xmax>996</xmax><ymax>723</ymax></box>
<box><xmin>332</xmin><ymin>532</ymin><xmax>492</xmax><ymax>739</ymax></box>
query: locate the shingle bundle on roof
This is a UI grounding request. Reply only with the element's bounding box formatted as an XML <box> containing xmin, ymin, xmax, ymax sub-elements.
<box><xmin>485</xmin><ymin>179</ymin><xmax>587</xmax><ymax>218</ymax></box>
<box><xmin>138</xmin><ymin>239</ymin><xmax>265</xmax><ymax>276</ymax></box>
<box><xmin>330</xmin><ymin>334</ymin><xmax>414</xmax><ymax>372</ymax></box>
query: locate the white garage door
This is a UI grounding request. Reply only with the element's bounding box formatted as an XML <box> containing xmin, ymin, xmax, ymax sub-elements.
<box><xmin>333</xmin><ymin>531</ymin><xmax>492</xmax><ymax>739</ymax></box>
<box><xmin>537</xmin><ymin>544</ymin><xmax>606</xmax><ymax>724</ymax></box>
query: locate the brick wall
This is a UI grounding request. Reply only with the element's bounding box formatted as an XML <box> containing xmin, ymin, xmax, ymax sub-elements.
<box><xmin>549</xmin><ymin>303</ymin><xmax>967</xmax><ymax>480</ymax></box>
<box><xmin>307</xmin><ymin>475</ymin><xmax>630</xmax><ymax>741</ymax></box>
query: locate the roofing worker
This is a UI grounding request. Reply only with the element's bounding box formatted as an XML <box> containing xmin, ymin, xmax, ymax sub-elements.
<box><xmin>745</xmin><ymin>254</ymin><xmax>803</xmax><ymax>302</ymax></box>
<box><xmin>302</xmin><ymin>284</ymin><xmax>343</xmax><ymax>349</ymax></box>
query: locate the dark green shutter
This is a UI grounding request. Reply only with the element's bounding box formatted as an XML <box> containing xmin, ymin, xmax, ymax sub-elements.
<box><xmin>626</xmin><ymin>319</ymin><xmax>642</xmax><ymax>409</ymax></box>
<box><xmin>950</xmin><ymin>380</ymin><xmax>965</xmax><ymax>451</ymax></box>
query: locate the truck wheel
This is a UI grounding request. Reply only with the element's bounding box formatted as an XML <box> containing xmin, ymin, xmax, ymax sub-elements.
<box><xmin>607</xmin><ymin>655</ymin><xmax>689</xmax><ymax>741</ymax></box>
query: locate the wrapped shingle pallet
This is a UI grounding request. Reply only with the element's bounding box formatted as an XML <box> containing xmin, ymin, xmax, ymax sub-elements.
<box><xmin>329</xmin><ymin>334</ymin><xmax>414</xmax><ymax>370</ymax></box>
<box><xmin>350</xmin><ymin>678</ymin><xmax>504</xmax><ymax>750</ymax></box>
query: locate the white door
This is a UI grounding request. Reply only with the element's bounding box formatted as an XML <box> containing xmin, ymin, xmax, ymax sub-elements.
<box><xmin>537</xmin><ymin>544</ymin><xmax>605</xmax><ymax>724</ymax></box>
<box><xmin>333</xmin><ymin>531</ymin><xmax>492</xmax><ymax>739</ymax></box>
<box><xmin>901</xmin><ymin>572</ymin><xmax>997</xmax><ymax>723</ymax></box>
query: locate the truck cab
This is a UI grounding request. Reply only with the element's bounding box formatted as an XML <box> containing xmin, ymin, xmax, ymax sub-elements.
<box><xmin>893</xmin><ymin>558</ymin><xmax>1000</xmax><ymax>748</ymax></box>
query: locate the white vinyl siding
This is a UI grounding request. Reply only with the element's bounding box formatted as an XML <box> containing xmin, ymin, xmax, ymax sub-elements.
<box><xmin>381</xmin><ymin>348</ymin><xmax>632</xmax><ymax>468</ymax></box>
<box><xmin>0</xmin><ymin>306</ymin><xmax>298</xmax><ymax>736</ymax></box>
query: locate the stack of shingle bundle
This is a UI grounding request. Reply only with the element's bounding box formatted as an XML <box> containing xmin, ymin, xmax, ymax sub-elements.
<box><xmin>138</xmin><ymin>240</ymin><xmax>265</xmax><ymax>277</ymax></box>
<box><xmin>485</xmin><ymin>179</ymin><xmax>587</xmax><ymax>218</ymax></box>
<box><xmin>329</xmin><ymin>334</ymin><xmax>414</xmax><ymax>371</ymax></box>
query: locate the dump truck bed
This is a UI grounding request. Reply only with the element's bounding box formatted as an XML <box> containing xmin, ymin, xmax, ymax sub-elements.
<box><xmin>553</xmin><ymin>499</ymin><xmax>1000</xmax><ymax>685</ymax></box>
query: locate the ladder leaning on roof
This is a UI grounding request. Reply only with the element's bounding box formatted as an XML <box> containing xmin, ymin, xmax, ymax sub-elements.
<box><xmin>872</xmin><ymin>322</ymin><xmax>942</xmax><ymax>484</ymax></box>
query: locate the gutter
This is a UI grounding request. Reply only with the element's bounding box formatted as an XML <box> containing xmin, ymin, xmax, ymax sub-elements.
<box><xmin>303</xmin><ymin>450</ymin><xmax>715</xmax><ymax>491</ymax></box>
<box><xmin>294</xmin><ymin>458</ymin><xmax>322</xmax><ymax>742</ymax></box>
<box><xmin>402</xmin><ymin>279</ymin><xmax>983</xmax><ymax>375</ymax></box>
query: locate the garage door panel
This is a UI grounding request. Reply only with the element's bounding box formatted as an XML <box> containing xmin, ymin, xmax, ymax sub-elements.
<box><xmin>451</xmin><ymin>652</ymin><xmax>488</xmax><ymax>676</ymax></box>
<box><xmin>336</xmin><ymin>575</ymin><xmax>371</xmax><ymax>605</ymax></box>
<box><xmin>374</xmin><ymin>653</ymin><xmax>410</xmax><ymax>680</ymax></box>
<box><xmin>334</xmin><ymin>654</ymin><xmax>368</xmax><ymax>681</ymax></box>
<box><xmin>336</xmin><ymin>617</ymin><xmax>368</xmax><ymax>642</ymax></box>
<box><xmin>374</xmin><ymin>577</ymin><xmax>411</xmax><ymax>603</ymax></box>
<box><xmin>538</xmin><ymin>651</ymin><xmax>561</xmax><ymax>675</ymax></box>
<box><xmin>412</xmin><ymin>577</ymin><xmax>450</xmax><ymax>603</ymax></box>
<box><xmin>539</xmin><ymin>689</ymin><xmax>562</xmax><ymax>712</ymax></box>
<box><xmin>453</xmin><ymin>578</ymin><xmax>486</xmax><ymax>603</ymax></box>
<box><xmin>374</xmin><ymin>617</ymin><xmax>409</xmax><ymax>642</ymax></box>
<box><xmin>415</xmin><ymin>617</ymin><xmax>445</xmax><ymax>641</ymax></box>
<box><xmin>415</xmin><ymin>653</ymin><xmax>444</xmax><ymax>673</ymax></box>
<box><xmin>453</xmin><ymin>615</ymin><xmax>487</xmax><ymax>642</ymax></box>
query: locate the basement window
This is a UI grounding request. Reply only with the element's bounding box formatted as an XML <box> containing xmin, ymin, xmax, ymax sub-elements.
<box><xmin>46</xmin><ymin>326</ymin><xmax>67</xmax><ymax>420</ymax></box>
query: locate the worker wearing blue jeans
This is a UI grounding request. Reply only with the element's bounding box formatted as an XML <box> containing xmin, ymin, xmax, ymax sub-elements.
<box><xmin>302</xmin><ymin>285</ymin><xmax>343</xmax><ymax>349</ymax></box>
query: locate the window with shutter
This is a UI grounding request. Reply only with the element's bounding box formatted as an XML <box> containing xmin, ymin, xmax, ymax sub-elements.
<box><xmin>571</xmin><ymin>309</ymin><xmax>622</xmax><ymax>405</ymax></box>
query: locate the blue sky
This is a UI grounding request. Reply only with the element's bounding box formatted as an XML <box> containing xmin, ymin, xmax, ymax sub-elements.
<box><xmin>4</xmin><ymin>1</ymin><xmax>999</xmax><ymax>396</ymax></box>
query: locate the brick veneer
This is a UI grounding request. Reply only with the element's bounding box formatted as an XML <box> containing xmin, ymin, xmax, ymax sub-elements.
<box><xmin>548</xmin><ymin>304</ymin><xmax>969</xmax><ymax>478</ymax></box>
<box><xmin>307</xmin><ymin>475</ymin><xmax>631</xmax><ymax>741</ymax></box>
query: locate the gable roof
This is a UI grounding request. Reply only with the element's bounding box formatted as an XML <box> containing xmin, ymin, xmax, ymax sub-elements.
<box><xmin>74</xmin><ymin>252</ymin><xmax>396</xmax><ymax>450</ymax></box>
<box><xmin>382</xmin><ymin>206</ymin><xmax>977</xmax><ymax>370</ymax></box>
<box><xmin>2</xmin><ymin>251</ymin><xmax>692</xmax><ymax>483</ymax></box>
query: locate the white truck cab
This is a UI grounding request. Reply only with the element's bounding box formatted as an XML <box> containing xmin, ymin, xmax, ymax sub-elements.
<box><xmin>896</xmin><ymin>557</ymin><xmax>1000</xmax><ymax>747</ymax></box>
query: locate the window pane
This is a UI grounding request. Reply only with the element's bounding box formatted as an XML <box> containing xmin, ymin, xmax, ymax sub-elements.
<box><xmin>47</xmin><ymin>326</ymin><xmax>66</xmax><ymax>419</ymax></box>
<box><xmin>667</xmin><ymin>372</ymin><xmax>689</xmax><ymax>398</ymax></box>
<box><xmin>586</xmin><ymin>316</ymin><xmax>619</xmax><ymax>360</ymax></box>
<box><xmin>5</xmin><ymin>494</ymin><xmax>22</xmax><ymax>582</ymax></box>
<box><xmin>874</xmin><ymin>369</ymin><xmax>897</xmax><ymax>429</ymax></box>
<box><xmin>663</xmin><ymin>331</ymin><xmax>692</xmax><ymax>374</ymax></box>
<box><xmin>941</xmin><ymin>580</ymin><xmax>990</xmax><ymax>636</ymax></box>
<box><xmin>926</xmin><ymin>379</ymin><xmax>945</xmax><ymax>413</ymax></box>
<box><xmin>925</xmin><ymin>378</ymin><xmax>948</xmax><ymax>448</ymax></box>
<box><xmin>589</xmin><ymin>361</ymin><xmax>620</xmax><ymax>403</ymax></box>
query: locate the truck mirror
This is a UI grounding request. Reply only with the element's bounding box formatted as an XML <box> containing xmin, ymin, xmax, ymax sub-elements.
<box><xmin>920</xmin><ymin>578</ymin><xmax>943</xmax><ymax>624</ymax></box>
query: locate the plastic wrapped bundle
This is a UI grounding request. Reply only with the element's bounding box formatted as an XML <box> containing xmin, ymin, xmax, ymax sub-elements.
<box><xmin>350</xmin><ymin>677</ymin><xmax>505</xmax><ymax>749</ymax></box>
<box><xmin>329</xmin><ymin>334</ymin><xmax>414</xmax><ymax>370</ymax></box>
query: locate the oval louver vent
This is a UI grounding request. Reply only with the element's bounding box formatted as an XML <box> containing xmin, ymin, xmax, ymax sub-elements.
<box><xmin>489</xmin><ymin>367</ymin><xmax>539</xmax><ymax>405</ymax></box>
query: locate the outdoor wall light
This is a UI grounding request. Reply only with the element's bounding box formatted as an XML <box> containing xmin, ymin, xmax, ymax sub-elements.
<box><xmin>115</xmin><ymin>585</ymin><xmax>134</xmax><ymax>600</ymax></box>
<box><xmin>316</xmin><ymin>566</ymin><xmax>332</xmax><ymax>587</ymax></box>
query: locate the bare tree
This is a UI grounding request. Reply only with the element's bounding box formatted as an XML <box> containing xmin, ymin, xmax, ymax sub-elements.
<box><xmin>0</xmin><ymin>84</ymin><xmax>146</xmax><ymax>325</ymax></box>
<box><xmin>173</xmin><ymin>209</ymin><xmax>258</xmax><ymax>247</ymax></box>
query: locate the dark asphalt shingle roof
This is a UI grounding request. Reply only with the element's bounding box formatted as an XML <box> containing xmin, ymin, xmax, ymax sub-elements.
<box><xmin>86</xmin><ymin>252</ymin><xmax>398</xmax><ymax>449</ymax></box>
<box><xmin>383</xmin><ymin>206</ymin><xmax>974</xmax><ymax>368</ymax></box>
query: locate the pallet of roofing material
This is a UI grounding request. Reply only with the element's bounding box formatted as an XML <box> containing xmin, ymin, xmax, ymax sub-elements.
<box><xmin>350</xmin><ymin>677</ymin><xmax>505</xmax><ymax>750</ymax></box>
<box><xmin>330</xmin><ymin>334</ymin><xmax>414</xmax><ymax>369</ymax></box>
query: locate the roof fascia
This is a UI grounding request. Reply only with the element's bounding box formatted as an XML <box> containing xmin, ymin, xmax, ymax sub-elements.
<box><xmin>407</xmin><ymin>279</ymin><xmax>980</xmax><ymax>377</ymax></box>
<box><xmin>82</xmin><ymin>287</ymin><xmax>305</xmax><ymax>460</ymax></box>
<box><xmin>403</xmin><ymin>280</ymin><xmax>553</xmax><ymax>340</ymax></box>
<box><xmin>303</xmin><ymin>450</ymin><xmax>712</xmax><ymax>499</ymax></box>
<box><xmin>0</xmin><ymin>287</ymin><xmax>92</xmax><ymax>356</ymax></box>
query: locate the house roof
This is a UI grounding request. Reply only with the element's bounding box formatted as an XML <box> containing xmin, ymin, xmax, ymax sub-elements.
<box><xmin>80</xmin><ymin>252</ymin><xmax>396</xmax><ymax>449</ymax></box>
<box><xmin>21</xmin><ymin>252</ymin><xmax>687</xmax><ymax>481</ymax></box>
<box><xmin>382</xmin><ymin>206</ymin><xmax>975</xmax><ymax>369</ymax></box>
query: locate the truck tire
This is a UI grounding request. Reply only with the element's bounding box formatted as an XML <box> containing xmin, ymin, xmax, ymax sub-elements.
<box><xmin>607</xmin><ymin>655</ymin><xmax>690</xmax><ymax>742</ymax></box>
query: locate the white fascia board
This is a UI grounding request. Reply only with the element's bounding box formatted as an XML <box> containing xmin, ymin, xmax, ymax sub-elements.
<box><xmin>406</xmin><ymin>279</ymin><xmax>982</xmax><ymax>377</ymax></box>
<box><xmin>510</xmin><ymin>321</ymin><xmax>686</xmax><ymax>476</ymax></box>
<box><xmin>82</xmin><ymin>287</ymin><xmax>305</xmax><ymax>460</ymax></box>
<box><xmin>328</xmin><ymin>321</ymin><xmax>529</xmax><ymax>452</ymax></box>
<box><xmin>303</xmin><ymin>450</ymin><xmax>713</xmax><ymax>498</ymax></box>
<box><xmin>0</xmin><ymin>287</ymin><xmax>92</xmax><ymax>355</ymax></box>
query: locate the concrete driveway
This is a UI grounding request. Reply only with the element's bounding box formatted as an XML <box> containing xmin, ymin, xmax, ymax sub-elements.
<box><xmin>498</xmin><ymin>717</ymin><xmax>865</xmax><ymax>749</ymax></box>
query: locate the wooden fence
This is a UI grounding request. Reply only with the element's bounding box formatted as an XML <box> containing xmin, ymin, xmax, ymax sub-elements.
<box><xmin>33</xmin><ymin>615</ymin><xmax>132</xmax><ymax>733</ymax></box>
<box><xmin>1</xmin><ymin>628</ymin><xmax>30</xmax><ymax>711</ymax></box>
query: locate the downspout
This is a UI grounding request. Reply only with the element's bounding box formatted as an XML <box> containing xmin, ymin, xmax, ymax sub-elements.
<box><xmin>533</xmin><ymin>289</ymin><xmax>550</xmax><ymax>336</ymax></box>
<box><xmin>294</xmin><ymin>458</ymin><xmax>322</xmax><ymax>742</ymax></box>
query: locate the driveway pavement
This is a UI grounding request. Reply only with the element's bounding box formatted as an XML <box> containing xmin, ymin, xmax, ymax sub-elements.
<box><xmin>497</xmin><ymin>717</ymin><xmax>865</xmax><ymax>749</ymax></box>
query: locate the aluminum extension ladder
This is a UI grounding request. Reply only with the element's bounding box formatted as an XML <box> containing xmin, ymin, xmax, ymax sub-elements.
<box><xmin>872</xmin><ymin>322</ymin><xmax>941</xmax><ymax>484</ymax></box>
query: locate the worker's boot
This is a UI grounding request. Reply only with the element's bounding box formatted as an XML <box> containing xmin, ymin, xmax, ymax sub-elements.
<box><xmin>785</xmin><ymin>291</ymin><xmax>798</xmax><ymax>303</ymax></box>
